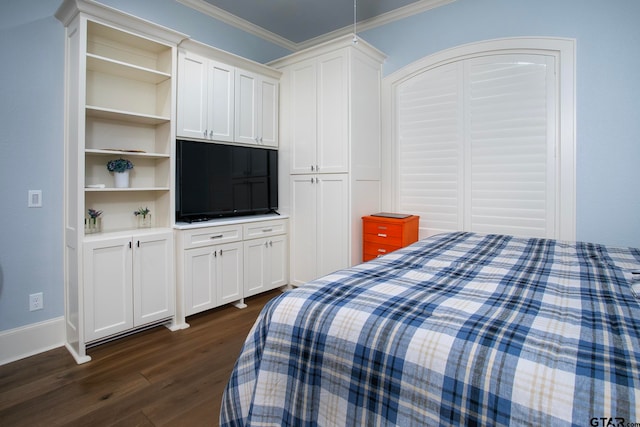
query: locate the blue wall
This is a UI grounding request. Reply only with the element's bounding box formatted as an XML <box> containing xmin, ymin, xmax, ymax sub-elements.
<box><xmin>360</xmin><ymin>0</ymin><xmax>640</xmax><ymax>249</ymax></box>
<box><xmin>0</xmin><ymin>0</ymin><xmax>638</xmax><ymax>334</ymax></box>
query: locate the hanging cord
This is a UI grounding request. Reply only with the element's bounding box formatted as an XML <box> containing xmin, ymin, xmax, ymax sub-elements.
<box><xmin>353</xmin><ymin>0</ymin><xmax>358</xmax><ymax>44</ymax></box>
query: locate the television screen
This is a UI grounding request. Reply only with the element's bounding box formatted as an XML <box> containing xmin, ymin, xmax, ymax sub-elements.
<box><xmin>176</xmin><ymin>140</ymin><xmax>278</xmax><ymax>222</ymax></box>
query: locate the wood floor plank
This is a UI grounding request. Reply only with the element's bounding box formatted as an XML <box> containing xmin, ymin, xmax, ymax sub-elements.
<box><xmin>0</xmin><ymin>289</ymin><xmax>281</xmax><ymax>427</ymax></box>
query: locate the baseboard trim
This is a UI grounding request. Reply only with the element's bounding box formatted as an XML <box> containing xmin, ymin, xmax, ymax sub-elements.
<box><xmin>0</xmin><ymin>317</ymin><xmax>65</xmax><ymax>366</ymax></box>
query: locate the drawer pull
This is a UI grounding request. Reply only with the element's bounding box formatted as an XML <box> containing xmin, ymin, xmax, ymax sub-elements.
<box><xmin>378</xmin><ymin>226</ymin><xmax>388</xmax><ymax>230</ymax></box>
<box><xmin>262</xmin><ymin>228</ymin><xmax>273</xmax><ymax>233</ymax></box>
<box><xmin>377</xmin><ymin>249</ymin><xmax>387</xmax><ymax>253</ymax></box>
<box><xmin>377</xmin><ymin>233</ymin><xmax>387</xmax><ymax>238</ymax></box>
<box><xmin>210</xmin><ymin>234</ymin><xmax>223</xmax><ymax>239</ymax></box>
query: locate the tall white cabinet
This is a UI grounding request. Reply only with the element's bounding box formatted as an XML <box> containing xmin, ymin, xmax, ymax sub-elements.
<box><xmin>271</xmin><ymin>36</ymin><xmax>386</xmax><ymax>286</ymax></box>
<box><xmin>56</xmin><ymin>0</ymin><xmax>186</xmax><ymax>363</ymax></box>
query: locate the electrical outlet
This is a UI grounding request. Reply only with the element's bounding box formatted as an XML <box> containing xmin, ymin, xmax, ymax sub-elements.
<box><xmin>29</xmin><ymin>293</ymin><xmax>44</xmax><ymax>311</ymax></box>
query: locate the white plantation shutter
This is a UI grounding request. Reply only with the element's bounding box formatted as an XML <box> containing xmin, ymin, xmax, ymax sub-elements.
<box><xmin>396</xmin><ymin>54</ymin><xmax>556</xmax><ymax>238</ymax></box>
<box><xmin>397</xmin><ymin>62</ymin><xmax>463</xmax><ymax>235</ymax></box>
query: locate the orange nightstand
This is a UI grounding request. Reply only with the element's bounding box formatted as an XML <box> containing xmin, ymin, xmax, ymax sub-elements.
<box><xmin>362</xmin><ymin>214</ymin><xmax>419</xmax><ymax>262</ymax></box>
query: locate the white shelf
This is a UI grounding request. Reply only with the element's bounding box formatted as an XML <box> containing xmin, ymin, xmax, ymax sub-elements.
<box><xmin>85</xmin><ymin>187</ymin><xmax>170</xmax><ymax>192</ymax></box>
<box><xmin>85</xmin><ymin>149</ymin><xmax>170</xmax><ymax>159</ymax></box>
<box><xmin>87</xmin><ymin>53</ymin><xmax>170</xmax><ymax>84</ymax></box>
<box><xmin>86</xmin><ymin>105</ymin><xmax>170</xmax><ymax>125</ymax></box>
<box><xmin>84</xmin><ymin>226</ymin><xmax>172</xmax><ymax>242</ymax></box>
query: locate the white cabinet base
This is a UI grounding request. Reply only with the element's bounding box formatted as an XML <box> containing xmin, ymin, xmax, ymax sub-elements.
<box><xmin>175</xmin><ymin>215</ymin><xmax>289</xmax><ymax>325</ymax></box>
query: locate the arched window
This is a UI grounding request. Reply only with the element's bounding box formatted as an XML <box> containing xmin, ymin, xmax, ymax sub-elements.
<box><xmin>382</xmin><ymin>38</ymin><xmax>575</xmax><ymax>240</ymax></box>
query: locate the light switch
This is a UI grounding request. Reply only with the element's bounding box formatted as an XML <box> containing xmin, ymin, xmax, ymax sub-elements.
<box><xmin>28</xmin><ymin>190</ymin><xmax>42</xmax><ymax>208</ymax></box>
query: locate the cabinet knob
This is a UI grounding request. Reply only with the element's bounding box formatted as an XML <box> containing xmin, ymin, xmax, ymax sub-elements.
<box><xmin>203</xmin><ymin>130</ymin><xmax>207</xmax><ymax>137</ymax></box>
<box><xmin>311</xmin><ymin>165</ymin><xmax>315</xmax><ymax>172</ymax></box>
<box><xmin>209</xmin><ymin>130</ymin><xmax>213</xmax><ymax>138</ymax></box>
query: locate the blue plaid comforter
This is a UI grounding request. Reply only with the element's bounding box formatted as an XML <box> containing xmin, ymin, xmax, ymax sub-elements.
<box><xmin>220</xmin><ymin>232</ymin><xmax>640</xmax><ymax>426</ymax></box>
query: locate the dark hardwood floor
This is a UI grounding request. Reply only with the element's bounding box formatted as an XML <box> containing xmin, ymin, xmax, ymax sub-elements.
<box><xmin>0</xmin><ymin>290</ymin><xmax>282</xmax><ymax>427</ymax></box>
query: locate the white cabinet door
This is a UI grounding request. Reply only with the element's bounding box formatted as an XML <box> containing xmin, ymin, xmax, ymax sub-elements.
<box><xmin>177</xmin><ymin>50</ymin><xmax>208</xmax><ymax>140</ymax></box>
<box><xmin>183</xmin><ymin>246</ymin><xmax>216</xmax><ymax>316</ymax></box>
<box><xmin>316</xmin><ymin>51</ymin><xmax>349</xmax><ymax>174</ymax></box>
<box><xmin>84</xmin><ymin>232</ymin><xmax>174</xmax><ymax>342</ymax></box>
<box><xmin>290</xmin><ymin>175</ymin><xmax>319</xmax><ymax>286</ymax></box>
<box><xmin>183</xmin><ymin>241</ymin><xmax>243</xmax><ymax>314</ymax></box>
<box><xmin>235</xmin><ymin>69</ymin><xmax>279</xmax><ymax>147</ymax></box>
<box><xmin>317</xmin><ymin>174</ymin><xmax>349</xmax><ymax>278</ymax></box>
<box><xmin>83</xmin><ymin>236</ymin><xmax>133</xmax><ymax>342</ymax></box>
<box><xmin>259</xmin><ymin>76</ymin><xmax>279</xmax><ymax>147</ymax></box>
<box><xmin>289</xmin><ymin>60</ymin><xmax>317</xmax><ymax>174</ymax></box>
<box><xmin>207</xmin><ymin>60</ymin><xmax>235</xmax><ymax>142</ymax></box>
<box><xmin>217</xmin><ymin>241</ymin><xmax>244</xmax><ymax>304</ymax></box>
<box><xmin>244</xmin><ymin>238</ymin><xmax>268</xmax><ymax>297</ymax></box>
<box><xmin>290</xmin><ymin>174</ymin><xmax>348</xmax><ymax>285</ymax></box>
<box><xmin>133</xmin><ymin>231</ymin><xmax>174</xmax><ymax>326</ymax></box>
<box><xmin>267</xmin><ymin>234</ymin><xmax>288</xmax><ymax>290</ymax></box>
<box><xmin>178</xmin><ymin>52</ymin><xmax>235</xmax><ymax>141</ymax></box>
<box><xmin>235</xmin><ymin>69</ymin><xmax>258</xmax><ymax>145</ymax></box>
<box><xmin>244</xmin><ymin>234</ymin><xmax>287</xmax><ymax>297</ymax></box>
<box><xmin>289</xmin><ymin>51</ymin><xmax>348</xmax><ymax>174</ymax></box>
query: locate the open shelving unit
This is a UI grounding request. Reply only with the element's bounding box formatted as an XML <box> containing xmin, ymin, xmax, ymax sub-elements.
<box><xmin>57</xmin><ymin>0</ymin><xmax>188</xmax><ymax>364</ymax></box>
<box><xmin>83</xmin><ymin>20</ymin><xmax>175</xmax><ymax>233</ymax></box>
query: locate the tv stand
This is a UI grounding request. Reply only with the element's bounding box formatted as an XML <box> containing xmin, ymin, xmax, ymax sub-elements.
<box><xmin>174</xmin><ymin>214</ymin><xmax>289</xmax><ymax>327</ymax></box>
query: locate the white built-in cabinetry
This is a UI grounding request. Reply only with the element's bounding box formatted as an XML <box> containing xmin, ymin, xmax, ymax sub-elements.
<box><xmin>175</xmin><ymin>216</ymin><xmax>289</xmax><ymax>325</ymax></box>
<box><xmin>83</xmin><ymin>230</ymin><xmax>174</xmax><ymax>342</ymax></box>
<box><xmin>289</xmin><ymin>174</ymin><xmax>348</xmax><ymax>285</ymax></box>
<box><xmin>177</xmin><ymin>40</ymin><xmax>280</xmax><ymax>147</ymax></box>
<box><xmin>56</xmin><ymin>0</ymin><xmax>186</xmax><ymax>364</ymax></box>
<box><xmin>271</xmin><ymin>36</ymin><xmax>386</xmax><ymax>286</ymax></box>
<box><xmin>177</xmin><ymin>50</ymin><xmax>235</xmax><ymax>142</ymax></box>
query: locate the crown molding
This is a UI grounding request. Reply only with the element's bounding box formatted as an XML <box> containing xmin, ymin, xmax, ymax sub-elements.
<box><xmin>56</xmin><ymin>0</ymin><xmax>188</xmax><ymax>45</ymax></box>
<box><xmin>177</xmin><ymin>0</ymin><xmax>456</xmax><ymax>52</ymax></box>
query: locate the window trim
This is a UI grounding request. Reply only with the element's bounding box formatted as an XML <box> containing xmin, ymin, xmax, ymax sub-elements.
<box><xmin>381</xmin><ymin>37</ymin><xmax>576</xmax><ymax>241</ymax></box>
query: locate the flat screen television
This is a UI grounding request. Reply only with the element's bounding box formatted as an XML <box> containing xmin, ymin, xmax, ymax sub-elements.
<box><xmin>176</xmin><ymin>140</ymin><xmax>278</xmax><ymax>222</ymax></box>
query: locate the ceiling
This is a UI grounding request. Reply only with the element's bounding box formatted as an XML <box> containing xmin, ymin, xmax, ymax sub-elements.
<box><xmin>178</xmin><ymin>0</ymin><xmax>455</xmax><ymax>50</ymax></box>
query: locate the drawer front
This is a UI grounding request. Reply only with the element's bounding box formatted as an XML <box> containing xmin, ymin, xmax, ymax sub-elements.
<box><xmin>182</xmin><ymin>225</ymin><xmax>242</xmax><ymax>249</ymax></box>
<box><xmin>363</xmin><ymin>221</ymin><xmax>403</xmax><ymax>238</ymax></box>
<box><xmin>243</xmin><ymin>219</ymin><xmax>288</xmax><ymax>240</ymax></box>
<box><xmin>363</xmin><ymin>232</ymin><xmax>402</xmax><ymax>247</ymax></box>
<box><xmin>363</xmin><ymin>241</ymin><xmax>401</xmax><ymax>261</ymax></box>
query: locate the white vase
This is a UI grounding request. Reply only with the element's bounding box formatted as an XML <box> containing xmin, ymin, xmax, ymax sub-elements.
<box><xmin>114</xmin><ymin>170</ymin><xmax>129</xmax><ymax>188</ymax></box>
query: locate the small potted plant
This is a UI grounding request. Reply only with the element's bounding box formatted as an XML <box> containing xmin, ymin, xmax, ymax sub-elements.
<box><xmin>107</xmin><ymin>158</ymin><xmax>134</xmax><ymax>188</ymax></box>
<box><xmin>85</xmin><ymin>208</ymin><xmax>103</xmax><ymax>234</ymax></box>
<box><xmin>134</xmin><ymin>206</ymin><xmax>151</xmax><ymax>228</ymax></box>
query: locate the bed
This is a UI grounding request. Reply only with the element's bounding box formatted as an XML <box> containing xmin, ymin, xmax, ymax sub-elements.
<box><xmin>220</xmin><ymin>232</ymin><xmax>640</xmax><ymax>426</ymax></box>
